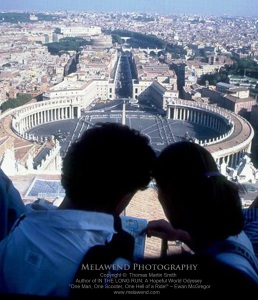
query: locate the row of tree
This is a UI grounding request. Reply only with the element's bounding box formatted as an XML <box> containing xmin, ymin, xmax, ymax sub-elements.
<box><xmin>199</xmin><ymin>56</ymin><xmax>258</xmax><ymax>86</ymax></box>
<box><xmin>108</xmin><ymin>29</ymin><xmax>186</xmax><ymax>58</ymax></box>
<box><xmin>0</xmin><ymin>93</ymin><xmax>32</xmax><ymax>112</ymax></box>
<box><xmin>109</xmin><ymin>29</ymin><xmax>166</xmax><ymax>49</ymax></box>
<box><xmin>45</xmin><ymin>37</ymin><xmax>92</xmax><ymax>56</ymax></box>
<box><xmin>0</xmin><ymin>12</ymin><xmax>57</xmax><ymax>23</ymax></box>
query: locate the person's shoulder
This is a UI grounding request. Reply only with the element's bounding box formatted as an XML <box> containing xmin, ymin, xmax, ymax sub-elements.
<box><xmin>243</xmin><ymin>207</ymin><xmax>258</xmax><ymax>220</ymax></box>
<box><xmin>25</xmin><ymin>200</ymin><xmax>58</xmax><ymax>213</ymax></box>
<box><xmin>134</xmin><ymin>253</ymin><xmax>258</xmax><ymax>294</ymax></box>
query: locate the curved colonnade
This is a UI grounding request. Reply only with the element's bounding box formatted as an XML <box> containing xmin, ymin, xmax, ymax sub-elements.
<box><xmin>167</xmin><ymin>100</ymin><xmax>254</xmax><ymax>168</ymax></box>
<box><xmin>0</xmin><ymin>99</ymin><xmax>81</xmax><ymax>174</ymax></box>
<box><xmin>0</xmin><ymin>98</ymin><xmax>253</xmax><ymax>172</ymax></box>
<box><xmin>11</xmin><ymin>99</ymin><xmax>81</xmax><ymax>137</ymax></box>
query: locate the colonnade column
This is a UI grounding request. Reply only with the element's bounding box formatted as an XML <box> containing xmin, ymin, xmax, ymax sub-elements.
<box><xmin>167</xmin><ymin>107</ymin><xmax>171</xmax><ymax>119</ymax></box>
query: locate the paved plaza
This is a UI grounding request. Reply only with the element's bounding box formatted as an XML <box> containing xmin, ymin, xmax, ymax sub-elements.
<box><xmin>27</xmin><ymin>107</ymin><xmax>218</xmax><ymax>157</ymax></box>
<box><xmin>24</xmin><ymin>105</ymin><xmax>219</xmax><ymax>204</ymax></box>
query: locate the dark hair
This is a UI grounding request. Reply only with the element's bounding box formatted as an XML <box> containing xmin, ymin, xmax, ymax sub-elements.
<box><xmin>61</xmin><ymin>122</ymin><xmax>156</xmax><ymax>211</ymax></box>
<box><xmin>153</xmin><ymin>141</ymin><xmax>244</xmax><ymax>246</ymax></box>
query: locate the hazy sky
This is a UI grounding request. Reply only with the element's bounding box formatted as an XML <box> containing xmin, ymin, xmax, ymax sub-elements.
<box><xmin>0</xmin><ymin>0</ymin><xmax>257</xmax><ymax>17</ymax></box>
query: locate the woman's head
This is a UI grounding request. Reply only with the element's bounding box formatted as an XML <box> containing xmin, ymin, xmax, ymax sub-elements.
<box><xmin>153</xmin><ymin>141</ymin><xmax>244</xmax><ymax>246</ymax></box>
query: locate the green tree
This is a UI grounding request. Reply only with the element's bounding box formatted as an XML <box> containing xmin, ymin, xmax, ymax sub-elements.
<box><xmin>199</xmin><ymin>72</ymin><xmax>229</xmax><ymax>86</ymax></box>
<box><xmin>45</xmin><ymin>37</ymin><xmax>91</xmax><ymax>55</ymax></box>
<box><xmin>112</xmin><ymin>34</ymin><xmax>122</xmax><ymax>44</ymax></box>
<box><xmin>1</xmin><ymin>93</ymin><xmax>32</xmax><ymax>112</ymax></box>
<box><xmin>199</xmin><ymin>57</ymin><xmax>258</xmax><ymax>86</ymax></box>
<box><xmin>0</xmin><ymin>12</ymin><xmax>57</xmax><ymax>23</ymax></box>
<box><xmin>106</xmin><ymin>29</ymin><xmax>166</xmax><ymax>49</ymax></box>
<box><xmin>166</xmin><ymin>44</ymin><xmax>187</xmax><ymax>58</ymax></box>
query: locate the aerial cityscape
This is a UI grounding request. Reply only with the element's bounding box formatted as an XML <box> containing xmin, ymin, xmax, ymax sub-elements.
<box><xmin>0</xmin><ymin>3</ymin><xmax>257</xmax><ymax>197</ymax></box>
<box><xmin>0</xmin><ymin>0</ymin><xmax>258</xmax><ymax>286</ymax></box>
<box><xmin>1</xmin><ymin>0</ymin><xmax>258</xmax><ymax>17</ymax></box>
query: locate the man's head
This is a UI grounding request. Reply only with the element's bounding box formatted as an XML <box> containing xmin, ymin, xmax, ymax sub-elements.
<box><xmin>61</xmin><ymin>122</ymin><xmax>156</xmax><ymax>213</ymax></box>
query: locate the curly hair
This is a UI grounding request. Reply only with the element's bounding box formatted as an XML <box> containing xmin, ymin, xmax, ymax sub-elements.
<box><xmin>61</xmin><ymin>122</ymin><xmax>156</xmax><ymax>211</ymax></box>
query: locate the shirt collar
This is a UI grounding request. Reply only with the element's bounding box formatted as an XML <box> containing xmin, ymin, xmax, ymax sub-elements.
<box><xmin>25</xmin><ymin>203</ymin><xmax>116</xmax><ymax>233</ymax></box>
